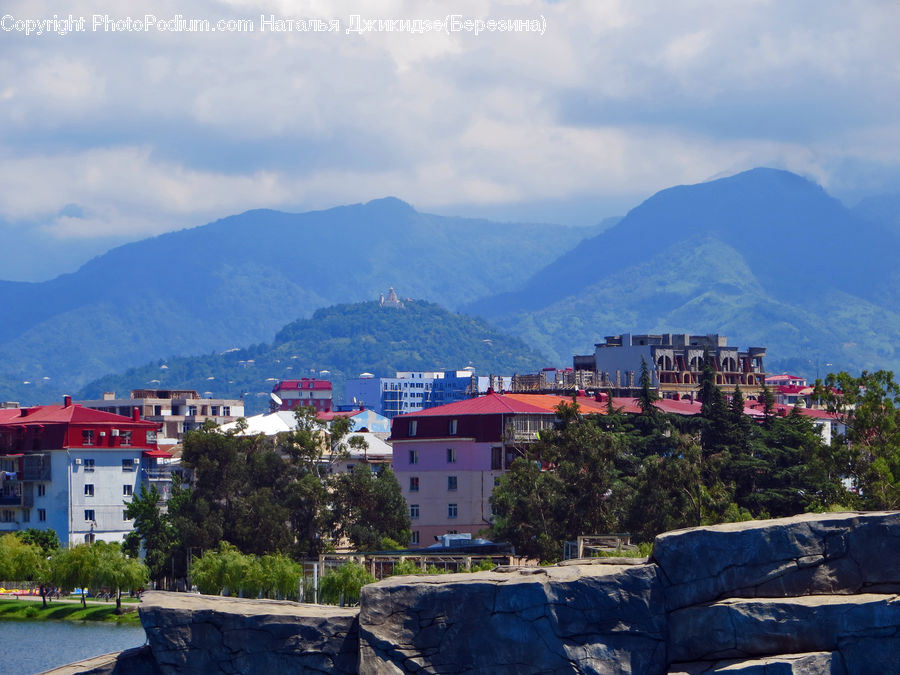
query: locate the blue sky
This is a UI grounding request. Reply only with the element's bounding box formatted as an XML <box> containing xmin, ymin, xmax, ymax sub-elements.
<box><xmin>1</xmin><ymin>0</ymin><xmax>898</xmax><ymax>280</ymax></box>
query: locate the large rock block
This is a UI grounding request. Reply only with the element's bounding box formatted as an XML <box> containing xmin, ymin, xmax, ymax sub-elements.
<box><xmin>652</xmin><ymin>512</ymin><xmax>900</xmax><ymax>610</ymax></box>
<box><xmin>358</xmin><ymin>563</ymin><xmax>667</xmax><ymax>674</ymax></box>
<box><xmin>138</xmin><ymin>591</ymin><xmax>359</xmax><ymax>674</ymax></box>
<box><xmin>668</xmin><ymin>594</ymin><xmax>900</xmax><ymax>665</ymax></box>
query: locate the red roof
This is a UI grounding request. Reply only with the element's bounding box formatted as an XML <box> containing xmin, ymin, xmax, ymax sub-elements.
<box><xmin>142</xmin><ymin>449</ymin><xmax>173</xmax><ymax>458</ymax></box>
<box><xmin>274</xmin><ymin>379</ymin><xmax>332</xmax><ymax>392</ymax></box>
<box><xmin>0</xmin><ymin>404</ymin><xmax>158</xmax><ymax>428</ymax></box>
<box><xmin>316</xmin><ymin>410</ymin><xmax>360</xmax><ymax>421</ymax></box>
<box><xmin>396</xmin><ymin>391</ymin><xmax>554</xmax><ymax>417</ymax></box>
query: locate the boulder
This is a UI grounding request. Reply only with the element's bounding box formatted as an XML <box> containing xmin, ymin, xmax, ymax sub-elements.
<box><xmin>652</xmin><ymin>512</ymin><xmax>900</xmax><ymax>610</ymax></box>
<box><xmin>138</xmin><ymin>591</ymin><xmax>359</xmax><ymax>674</ymax></box>
<box><xmin>358</xmin><ymin>563</ymin><xmax>667</xmax><ymax>674</ymax></box>
<box><xmin>668</xmin><ymin>594</ymin><xmax>900</xmax><ymax>663</ymax></box>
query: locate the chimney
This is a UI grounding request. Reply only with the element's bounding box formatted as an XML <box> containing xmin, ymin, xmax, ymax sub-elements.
<box><xmin>132</xmin><ymin>407</ymin><xmax>140</xmax><ymax>421</ymax></box>
<box><xmin>63</xmin><ymin>395</ymin><xmax>72</xmax><ymax>407</ymax></box>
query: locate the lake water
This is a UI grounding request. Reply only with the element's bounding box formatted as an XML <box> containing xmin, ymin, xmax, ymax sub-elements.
<box><xmin>0</xmin><ymin>620</ymin><xmax>146</xmax><ymax>674</ymax></box>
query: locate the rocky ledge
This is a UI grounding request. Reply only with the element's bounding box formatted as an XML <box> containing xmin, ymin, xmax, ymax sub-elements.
<box><xmin>64</xmin><ymin>511</ymin><xmax>900</xmax><ymax>674</ymax></box>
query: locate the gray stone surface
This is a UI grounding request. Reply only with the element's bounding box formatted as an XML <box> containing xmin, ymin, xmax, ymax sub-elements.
<box><xmin>358</xmin><ymin>563</ymin><xmax>667</xmax><ymax>674</ymax></box>
<box><xmin>652</xmin><ymin>512</ymin><xmax>900</xmax><ymax>610</ymax></box>
<box><xmin>668</xmin><ymin>651</ymin><xmax>846</xmax><ymax>674</ymax></box>
<box><xmin>668</xmin><ymin>594</ymin><xmax>900</xmax><ymax>663</ymax></box>
<box><xmin>138</xmin><ymin>591</ymin><xmax>359</xmax><ymax>674</ymax></box>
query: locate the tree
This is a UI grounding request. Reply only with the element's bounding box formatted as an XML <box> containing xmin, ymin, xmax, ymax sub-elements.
<box><xmin>50</xmin><ymin>544</ymin><xmax>96</xmax><ymax>607</ymax></box>
<box><xmin>816</xmin><ymin>370</ymin><xmax>900</xmax><ymax>508</ymax></box>
<box><xmin>124</xmin><ymin>484</ymin><xmax>174</xmax><ymax>585</ymax></box>
<box><xmin>330</xmin><ymin>465</ymin><xmax>411</xmax><ymax>551</ymax></box>
<box><xmin>0</xmin><ymin>534</ymin><xmax>46</xmax><ymax>603</ymax></box>
<box><xmin>319</xmin><ymin>561</ymin><xmax>374</xmax><ymax>606</ymax></box>
<box><xmin>90</xmin><ymin>541</ymin><xmax>149</xmax><ymax>613</ymax></box>
<box><xmin>189</xmin><ymin>542</ymin><xmax>258</xmax><ymax>597</ymax></box>
<box><xmin>490</xmin><ymin>403</ymin><xmax>624</xmax><ymax>562</ymax></box>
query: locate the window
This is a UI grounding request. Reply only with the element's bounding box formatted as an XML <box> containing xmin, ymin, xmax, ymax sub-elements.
<box><xmin>38</xmin><ymin>509</ymin><xmax>46</xmax><ymax>522</ymax></box>
<box><xmin>448</xmin><ymin>476</ymin><xmax>457</xmax><ymax>491</ymax></box>
<box><xmin>120</xmin><ymin>430</ymin><xmax>132</xmax><ymax>446</ymax></box>
<box><xmin>446</xmin><ymin>447</ymin><xmax>457</xmax><ymax>463</ymax></box>
<box><xmin>408</xmin><ymin>420</ymin><xmax>417</xmax><ymax>436</ymax></box>
<box><xmin>84</xmin><ymin>509</ymin><xmax>95</xmax><ymax>522</ymax></box>
<box><xmin>409</xmin><ymin>477</ymin><xmax>419</xmax><ymax>492</ymax></box>
<box><xmin>147</xmin><ymin>431</ymin><xmax>157</xmax><ymax>444</ymax></box>
<box><xmin>122</xmin><ymin>459</ymin><xmax>136</xmax><ymax>471</ymax></box>
<box><xmin>409</xmin><ymin>449</ymin><xmax>418</xmax><ymax>465</ymax></box>
<box><xmin>410</xmin><ymin>531</ymin><xmax>419</xmax><ymax>545</ymax></box>
<box><xmin>448</xmin><ymin>503</ymin><xmax>458</xmax><ymax>519</ymax></box>
<box><xmin>222</xmin><ymin>406</ymin><xmax>231</xmax><ymax>416</ymax></box>
<box><xmin>410</xmin><ymin>504</ymin><xmax>419</xmax><ymax>519</ymax></box>
<box><xmin>82</xmin><ymin>430</ymin><xmax>95</xmax><ymax>446</ymax></box>
<box><xmin>211</xmin><ymin>405</ymin><xmax>219</xmax><ymax>416</ymax></box>
<box><xmin>449</xmin><ymin>419</ymin><xmax>458</xmax><ymax>435</ymax></box>
<box><xmin>154</xmin><ymin>405</ymin><xmax>162</xmax><ymax>416</ymax></box>
<box><xmin>2</xmin><ymin>510</ymin><xmax>15</xmax><ymax>522</ymax></box>
<box><xmin>124</xmin><ymin>510</ymin><xmax>130</xmax><ymax>521</ymax></box>
<box><xmin>491</xmin><ymin>446</ymin><xmax>503</xmax><ymax>470</ymax></box>
<box><xmin>85</xmin><ymin>533</ymin><xmax>95</xmax><ymax>544</ymax></box>
<box><xmin>84</xmin><ymin>458</ymin><xmax>95</xmax><ymax>472</ymax></box>
<box><xmin>188</xmin><ymin>405</ymin><xmax>198</xmax><ymax>416</ymax></box>
<box><xmin>21</xmin><ymin>509</ymin><xmax>29</xmax><ymax>523</ymax></box>
<box><xmin>37</xmin><ymin>484</ymin><xmax>46</xmax><ymax>497</ymax></box>
<box><xmin>84</xmin><ymin>484</ymin><xmax>94</xmax><ymax>497</ymax></box>
<box><xmin>123</xmin><ymin>484</ymin><xmax>133</xmax><ymax>496</ymax></box>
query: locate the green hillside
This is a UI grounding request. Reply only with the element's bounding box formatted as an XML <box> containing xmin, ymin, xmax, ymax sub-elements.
<box><xmin>76</xmin><ymin>300</ymin><xmax>548</xmax><ymax>414</ymax></box>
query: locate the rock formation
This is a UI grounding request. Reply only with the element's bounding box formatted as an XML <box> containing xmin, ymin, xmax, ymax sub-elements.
<box><xmin>67</xmin><ymin>511</ymin><xmax>900</xmax><ymax>673</ymax></box>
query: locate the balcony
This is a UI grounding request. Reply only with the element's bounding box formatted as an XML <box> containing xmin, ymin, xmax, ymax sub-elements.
<box><xmin>144</xmin><ymin>469</ymin><xmax>172</xmax><ymax>481</ymax></box>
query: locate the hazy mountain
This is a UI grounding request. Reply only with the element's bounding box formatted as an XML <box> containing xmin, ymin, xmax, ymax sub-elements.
<box><xmin>0</xmin><ymin>199</ymin><xmax>592</xmax><ymax>401</ymax></box>
<box><xmin>77</xmin><ymin>300</ymin><xmax>548</xmax><ymax>415</ymax></box>
<box><xmin>464</xmin><ymin>168</ymin><xmax>900</xmax><ymax>377</ymax></box>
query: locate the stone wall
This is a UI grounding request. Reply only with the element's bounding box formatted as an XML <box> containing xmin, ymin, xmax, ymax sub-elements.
<box><xmin>81</xmin><ymin>511</ymin><xmax>900</xmax><ymax>674</ymax></box>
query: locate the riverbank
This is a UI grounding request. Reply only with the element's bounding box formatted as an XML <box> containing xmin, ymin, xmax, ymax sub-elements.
<box><xmin>0</xmin><ymin>597</ymin><xmax>141</xmax><ymax>625</ymax></box>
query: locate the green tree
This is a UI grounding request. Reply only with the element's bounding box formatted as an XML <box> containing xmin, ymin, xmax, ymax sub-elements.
<box><xmin>50</xmin><ymin>544</ymin><xmax>96</xmax><ymax>607</ymax></box>
<box><xmin>124</xmin><ymin>484</ymin><xmax>174</xmax><ymax>585</ymax></box>
<box><xmin>817</xmin><ymin>370</ymin><xmax>900</xmax><ymax>508</ymax></box>
<box><xmin>256</xmin><ymin>553</ymin><xmax>303</xmax><ymax>600</ymax></box>
<box><xmin>90</xmin><ymin>541</ymin><xmax>149</xmax><ymax>613</ymax></box>
<box><xmin>330</xmin><ymin>465</ymin><xmax>411</xmax><ymax>551</ymax></box>
<box><xmin>490</xmin><ymin>403</ymin><xmax>624</xmax><ymax>562</ymax></box>
<box><xmin>189</xmin><ymin>542</ymin><xmax>258</xmax><ymax>597</ymax></box>
<box><xmin>319</xmin><ymin>561</ymin><xmax>374</xmax><ymax>606</ymax></box>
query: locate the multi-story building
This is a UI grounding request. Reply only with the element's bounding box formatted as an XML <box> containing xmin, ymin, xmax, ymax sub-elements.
<box><xmin>391</xmin><ymin>391</ymin><xmax>574</xmax><ymax>547</ymax></box>
<box><xmin>0</xmin><ymin>397</ymin><xmax>169</xmax><ymax>547</ymax></box>
<box><xmin>346</xmin><ymin>370</ymin><xmax>512</xmax><ymax>419</ymax></box>
<box><xmin>271</xmin><ymin>379</ymin><xmax>333</xmax><ymax>413</ymax></box>
<box><xmin>574</xmin><ymin>333</ymin><xmax>767</xmax><ymax>399</ymax></box>
<box><xmin>79</xmin><ymin>389</ymin><xmax>244</xmax><ymax>444</ymax></box>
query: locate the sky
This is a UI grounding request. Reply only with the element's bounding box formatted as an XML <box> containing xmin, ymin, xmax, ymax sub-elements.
<box><xmin>1</xmin><ymin>0</ymin><xmax>899</xmax><ymax>280</ymax></box>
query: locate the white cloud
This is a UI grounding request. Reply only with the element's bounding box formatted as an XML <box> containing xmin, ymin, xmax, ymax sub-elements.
<box><xmin>0</xmin><ymin>0</ymin><xmax>897</xmax><ymax>250</ymax></box>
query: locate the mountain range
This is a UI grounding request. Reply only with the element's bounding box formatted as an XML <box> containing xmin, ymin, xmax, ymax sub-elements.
<box><xmin>464</xmin><ymin>168</ymin><xmax>900</xmax><ymax>376</ymax></box>
<box><xmin>0</xmin><ymin>199</ymin><xmax>594</xmax><ymax>402</ymax></box>
<box><xmin>3</xmin><ymin>167</ymin><xmax>899</xmax><ymax>405</ymax></box>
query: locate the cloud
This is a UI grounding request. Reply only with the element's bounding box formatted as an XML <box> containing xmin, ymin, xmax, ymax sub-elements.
<box><xmin>0</xmin><ymin>0</ymin><xmax>897</xmax><ymax>256</ymax></box>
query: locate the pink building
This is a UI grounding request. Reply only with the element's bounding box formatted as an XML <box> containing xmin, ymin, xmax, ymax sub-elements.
<box><xmin>272</xmin><ymin>379</ymin><xmax>333</xmax><ymax>413</ymax></box>
<box><xmin>391</xmin><ymin>392</ymin><xmax>561</xmax><ymax>548</ymax></box>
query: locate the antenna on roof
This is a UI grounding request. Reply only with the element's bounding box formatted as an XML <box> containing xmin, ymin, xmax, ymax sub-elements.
<box><xmin>270</xmin><ymin>392</ymin><xmax>283</xmax><ymax>408</ymax></box>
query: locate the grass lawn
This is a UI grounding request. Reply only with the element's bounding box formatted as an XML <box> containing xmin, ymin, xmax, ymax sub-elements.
<box><xmin>0</xmin><ymin>597</ymin><xmax>142</xmax><ymax>626</ymax></box>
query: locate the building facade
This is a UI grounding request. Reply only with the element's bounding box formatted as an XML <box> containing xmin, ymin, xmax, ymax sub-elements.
<box><xmin>79</xmin><ymin>389</ymin><xmax>244</xmax><ymax>444</ymax></box>
<box><xmin>346</xmin><ymin>370</ymin><xmax>512</xmax><ymax>419</ymax></box>
<box><xmin>271</xmin><ymin>379</ymin><xmax>333</xmax><ymax>413</ymax></box>
<box><xmin>0</xmin><ymin>397</ymin><xmax>169</xmax><ymax>547</ymax></box>
<box><xmin>391</xmin><ymin>392</ymin><xmax>561</xmax><ymax>547</ymax></box>
<box><xmin>574</xmin><ymin>333</ymin><xmax>767</xmax><ymax>399</ymax></box>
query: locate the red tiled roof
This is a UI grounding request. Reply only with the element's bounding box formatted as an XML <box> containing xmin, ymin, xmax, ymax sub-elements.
<box><xmin>143</xmin><ymin>449</ymin><xmax>173</xmax><ymax>458</ymax></box>
<box><xmin>396</xmin><ymin>391</ymin><xmax>554</xmax><ymax>417</ymax></box>
<box><xmin>0</xmin><ymin>404</ymin><xmax>158</xmax><ymax>428</ymax></box>
<box><xmin>316</xmin><ymin>410</ymin><xmax>359</xmax><ymax>421</ymax></box>
<box><xmin>274</xmin><ymin>379</ymin><xmax>332</xmax><ymax>392</ymax></box>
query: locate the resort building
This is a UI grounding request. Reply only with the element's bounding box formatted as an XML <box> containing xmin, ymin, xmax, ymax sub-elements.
<box><xmin>271</xmin><ymin>379</ymin><xmax>333</xmax><ymax>413</ymax></box>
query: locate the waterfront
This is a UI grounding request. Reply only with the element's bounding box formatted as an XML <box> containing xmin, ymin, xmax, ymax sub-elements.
<box><xmin>0</xmin><ymin>620</ymin><xmax>145</xmax><ymax>674</ymax></box>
